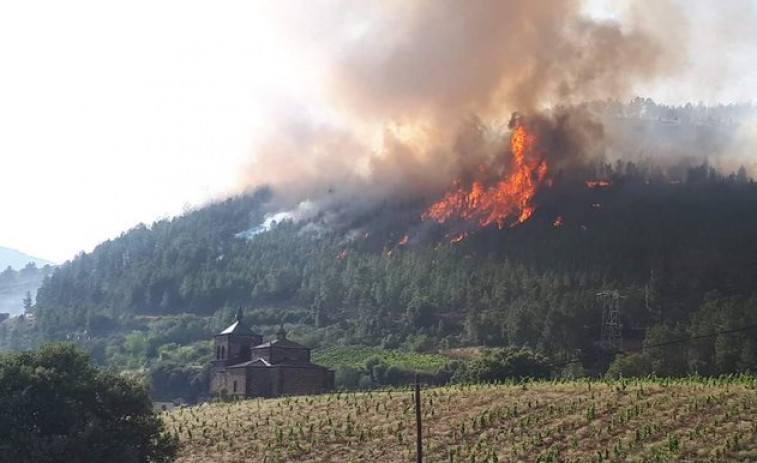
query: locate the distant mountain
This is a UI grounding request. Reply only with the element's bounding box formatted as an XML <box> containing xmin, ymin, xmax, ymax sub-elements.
<box><xmin>0</xmin><ymin>246</ymin><xmax>52</xmax><ymax>270</ymax></box>
<box><xmin>0</xmin><ymin>264</ymin><xmax>54</xmax><ymax>316</ymax></box>
<box><xmin>0</xmin><ymin>247</ymin><xmax>54</xmax><ymax>316</ymax></box>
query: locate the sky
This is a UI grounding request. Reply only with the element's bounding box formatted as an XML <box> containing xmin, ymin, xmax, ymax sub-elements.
<box><xmin>0</xmin><ymin>0</ymin><xmax>755</xmax><ymax>264</ymax></box>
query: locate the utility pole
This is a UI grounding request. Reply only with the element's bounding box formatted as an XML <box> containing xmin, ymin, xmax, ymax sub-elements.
<box><xmin>414</xmin><ymin>374</ymin><xmax>423</xmax><ymax>463</ymax></box>
<box><xmin>597</xmin><ymin>290</ymin><xmax>623</xmax><ymax>351</ymax></box>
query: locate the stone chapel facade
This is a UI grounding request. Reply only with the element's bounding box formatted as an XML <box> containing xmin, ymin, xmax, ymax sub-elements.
<box><xmin>210</xmin><ymin>310</ymin><xmax>334</xmax><ymax>398</ymax></box>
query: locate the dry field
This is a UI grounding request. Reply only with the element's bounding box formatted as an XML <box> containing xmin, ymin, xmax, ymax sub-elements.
<box><xmin>164</xmin><ymin>377</ymin><xmax>757</xmax><ymax>462</ymax></box>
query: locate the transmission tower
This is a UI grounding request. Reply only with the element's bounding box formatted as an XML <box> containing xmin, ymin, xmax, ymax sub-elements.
<box><xmin>597</xmin><ymin>290</ymin><xmax>622</xmax><ymax>351</ymax></box>
<box><xmin>644</xmin><ymin>269</ymin><xmax>662</xmax><ymax>324</ymax></box>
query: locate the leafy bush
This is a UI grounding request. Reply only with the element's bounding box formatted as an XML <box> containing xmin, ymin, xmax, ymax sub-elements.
<box><xmin>333</xmin><ymin>366</ymin><xmax>365</xmax><ymax>389</ymax></box>
<box><xmin>453</xmin><ymin>347</ymin><xmax>551</xmax><ymax>383</ymax></box>
<box><xmin>605</xmin><ymin>352</ymin><xmax>653</xmax><ymax>378</ymax></box>
<box><xmin>0</xmin><ymin>343</ymin><xmax>178</xmax><ymax>463</ymax></box>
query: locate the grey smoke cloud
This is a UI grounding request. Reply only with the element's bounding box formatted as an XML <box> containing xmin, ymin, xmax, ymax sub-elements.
<box><xmin>240</xmin><ymin>1</ymin><xmax>752</xmax><ymax>214</ymax></box>
<box><xmin>326</xmin><ymin>0</ymin><xmax>679</xmax><ymax>119</ymax></box>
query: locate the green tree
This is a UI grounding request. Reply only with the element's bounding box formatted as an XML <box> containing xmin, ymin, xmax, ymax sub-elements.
<box><xmin>22</xmin><ymin>291</ymin><xmax>33</xmax><ymax>312</ymax></box>
<box><xmin>605</xmin><ymin>352</ymin><xmax>653</xmax><ymax>378</ymax></box>
<box><xmin>454</xmin><ymin>347</ymin><xmax>551</xmax><ymax>383</ymax></box>
<box><xmin>0</xmin><ymin>343</ymin><xmax>177</xmax><ymax>463</ymax></box>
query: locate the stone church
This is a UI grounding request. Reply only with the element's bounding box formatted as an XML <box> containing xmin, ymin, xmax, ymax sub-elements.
<box><xmin>210</xmin><ymin>310</ymin><xmax>334</xmax><ymax>398</ymax></box>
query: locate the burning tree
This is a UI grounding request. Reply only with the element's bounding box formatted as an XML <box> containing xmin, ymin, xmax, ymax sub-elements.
<box><xmin>423</xmin><ymin>115</ymin><xmax>549</xmax><ymax>234</ymax></box>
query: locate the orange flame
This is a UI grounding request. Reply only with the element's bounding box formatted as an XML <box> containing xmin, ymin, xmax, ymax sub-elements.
<box><xmin>423</xmin><ymin>123</ymin><xmax>548</xmax><ymax>229</ymax></box>
<box><xmin>336</xmin><ymin>249</ymin><xmax>349</xmax><ymax>260</ymax></box>
<box><xmin>585</xmin><ymin>180</ymin><xmax>610</xmax><ymax>188</ymax></box>
<box><xmin>450</xmin><ymin>233</ymin><xmax>467</xmax><ymax>243</ymax></box>
<box><xmin>398</xmin><ymin>235</ymin><xmax>409</xmax><ymax>246</ymax></box>
<box><xmin>553</xmin><ymin>216</ymin><xmax>563</xmax><ymax>227</ymax></box>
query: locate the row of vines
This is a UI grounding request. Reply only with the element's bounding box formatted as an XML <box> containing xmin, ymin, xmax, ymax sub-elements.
<box><xmin>164</xmin><ymin>377</ymin><xmax>757</xmax><ymax>462</ymax></box>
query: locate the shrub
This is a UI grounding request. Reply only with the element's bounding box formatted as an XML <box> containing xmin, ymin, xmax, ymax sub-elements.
<box><xmin>452</xmin><ymin>347</ymin><xmax>551</xmax><ymax>383</ymax></box>
<box><xmin>0</xmin><ymin>343</ymin><xmax>178</xmax><ymax>463</ymax></box>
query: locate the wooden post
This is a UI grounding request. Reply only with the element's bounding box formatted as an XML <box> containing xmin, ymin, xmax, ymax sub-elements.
<box><xmin>415</xmin><ymin>374</ymin><xmax>423</xmax><ymax>463</ymax></box>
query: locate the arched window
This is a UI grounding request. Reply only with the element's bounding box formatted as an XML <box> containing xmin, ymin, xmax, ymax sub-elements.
<box><xmin>221</xmin><ymin>346</ymin><xmax>226</xmax><ymax>359</ymax></box>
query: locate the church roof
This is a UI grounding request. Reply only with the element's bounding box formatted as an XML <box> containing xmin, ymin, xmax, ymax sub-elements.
<box><xmin>250</xmin><ymin>324</ymin><xmax>306</xmax><ymax>349</ymax></box>
<box><xmin>217</xmin><ymin>307</ymin><xmax>258</xmax><ymax>336</ymax></box>
<box><xmin>227</xmin><ymin>358</ymin><xmax>272</xmax><ymax>368</ymax></box>
<box><xmin>227</xmin><ymin>358</ymin><xmax>327</xmax><ymax>369</ymax></box>
<box><xmin>218</xmin><ymin>320</ymin><xmax>257</xmax><ymax>336</ymax></box>
<box><xmin>252</xmin><ymin>338</ymin><xmax>309</xmax><ymax>349</ymax></box>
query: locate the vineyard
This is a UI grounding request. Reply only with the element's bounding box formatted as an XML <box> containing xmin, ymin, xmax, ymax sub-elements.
<box><xmin>164</xmin><ymin>377</ymin><xmax>757</xmax><ymax>462</ymax></box>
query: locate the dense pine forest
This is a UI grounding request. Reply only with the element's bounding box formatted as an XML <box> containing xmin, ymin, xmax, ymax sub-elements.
<box><xmin>4</xmin><ymin>100</ymin><xmax>757</xmax><ymax>401</ymax></box>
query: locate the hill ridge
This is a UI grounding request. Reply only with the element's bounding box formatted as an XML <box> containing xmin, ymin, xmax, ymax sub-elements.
<box><xmin>0</xmin><ymin>245</ymin><xmax>52</xmax><ymax>270</ymax></box>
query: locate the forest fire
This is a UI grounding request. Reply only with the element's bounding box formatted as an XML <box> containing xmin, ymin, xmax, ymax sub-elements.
<box><xmin>450</xmin><ymin>233</ymin><xmax>467</xmax><ymax>244</ymax></box>
<box><xmin>585</xmin><ymin>180</ymin><xmax>611</xmax><ymax>188</ymax></box>
<box><xmin>422</xmin><ymin>121</ymin><xmax>548</xmax><ymax>231</ymax></box>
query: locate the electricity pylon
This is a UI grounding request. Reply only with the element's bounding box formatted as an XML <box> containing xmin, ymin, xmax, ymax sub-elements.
<box><xmin>597</xmin><ymin>290</ymin><xmax>622</xmax><ymax>351</ymax></box>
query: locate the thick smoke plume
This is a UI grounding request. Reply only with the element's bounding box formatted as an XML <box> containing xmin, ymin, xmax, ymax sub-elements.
<box><xmin>239</xmin><ymin>1</ymin><xmax>754</xmax><ymax>230</ymax></box>
<box><xmin>242</xmin><ymin>1</ymin><xmax>684</xmax><ymax>208</ymax></box>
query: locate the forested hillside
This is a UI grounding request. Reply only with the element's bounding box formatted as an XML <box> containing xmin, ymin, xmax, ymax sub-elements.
<box><xmin>7</xmin><ymin>101</ymin><xmax>757</xmax><ymax>401</ymax></box>
<box><xmin>21</xmin><ymin>169</ymin><xmax>757</xmax><ymax>382</ymax></box>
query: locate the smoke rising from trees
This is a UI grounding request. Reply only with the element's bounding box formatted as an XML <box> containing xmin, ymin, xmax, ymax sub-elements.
<box><xmin>239</xmin><ymin>1</ymin><xmax>754</xmax><ymax>220</ymax></box>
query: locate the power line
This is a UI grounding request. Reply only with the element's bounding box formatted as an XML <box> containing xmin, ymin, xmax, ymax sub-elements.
<box><xmin>549</xmin><ymin>323</ymin><xmax>757</xmax><ymax>369</ymax></box>
<box><xmin>641</xmin><ymin>324</ymin><xmax>757</xmax><ymax>350</ymax></box>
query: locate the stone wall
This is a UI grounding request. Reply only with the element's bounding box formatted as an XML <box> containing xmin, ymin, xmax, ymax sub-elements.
<box><xmin>269</xmin><ymin>347</ymin><xmax>310</xmax><ymax>364</ymax></box>
<box><xmin>210</xmin><ymin>368</ymin><xmax>248</xmax><ymax>398</ymax></box>
<box><xmin>275</xmin><ymin>367</ymin><xmax>333</xmax><ymax>396</ymax></box>
<box><xmin>212</xmin><ymin>366</ymin><xmax>334</xmax><ymax>398</ymax></box>
<box><xmin>246</xmin><ymin>367</ymin><xmax>273</xmax><ymax>397</ymax></box>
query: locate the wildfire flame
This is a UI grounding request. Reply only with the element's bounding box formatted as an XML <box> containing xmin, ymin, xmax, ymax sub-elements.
<box><xmin>450</xmin><ymin>233</ymin><xmax>467</xmax><ymax>243</ymax></box>
<box><xmin>553</xmin><ymin>216</ymin><xmax>563</xmax><ymax>227</ymax></box>
<box><xmin>422</xmin><ymin>123</ymin><xmax>548</xmax><ymax>230</ymax></box>
<box><xmin>585</xmin><ymin>180</ymin><xmax>610</xmax><ymax>188</ymax></box>
<box><xmin>398</xmin><ymin>235</ymin><xmax>409</xmax><ymax>246</ymax></box>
